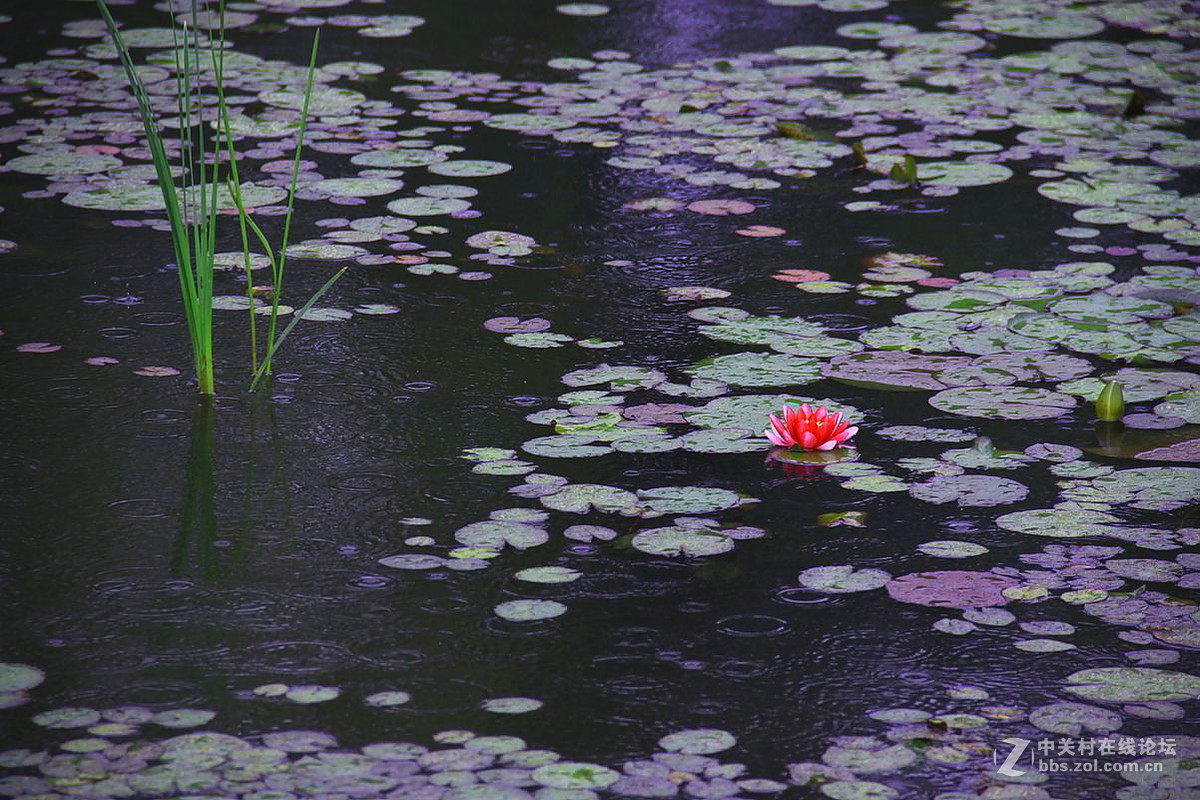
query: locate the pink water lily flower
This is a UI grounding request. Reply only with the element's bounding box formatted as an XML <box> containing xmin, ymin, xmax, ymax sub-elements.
<box><xmin>764</xmin><ymin>404</ymin><xmax>858</xmax><ymax>451</ymax></box>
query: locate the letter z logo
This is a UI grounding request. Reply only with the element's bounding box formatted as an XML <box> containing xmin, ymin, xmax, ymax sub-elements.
<box><xmin>996</xmin><ymin>737</ymin><xmax>1030</xmax><ymax>777</ymax></box>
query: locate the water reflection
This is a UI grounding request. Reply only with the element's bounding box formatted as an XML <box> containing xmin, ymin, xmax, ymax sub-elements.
<box><xmin>171</xmin><ymin>403</ymin><xmax>219</xmax><ymax>580</ymax></box>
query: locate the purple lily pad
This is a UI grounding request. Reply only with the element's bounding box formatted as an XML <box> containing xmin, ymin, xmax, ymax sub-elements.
<box><xmin>824</xmin><ymin>351</ymin><xmax>974</xmax><ymax>391</ymax></box>
<box><xmin>484</xmin><ymin>317</ymin><xmax>552</xmax><ymax>334</ymax></box>
<box><xmin>1123</xmin><ymin>414</ymin><xmax>1187</xmax><ymax>430</ymax></box>
<box><xmin>1135</xmin><ymin>438</ymin><xmax>1200</xmax><ymax>462</ymax></box>
<box><xmin>886</xmin><ymin>570</ymin><xmax>1019</xmax><ymax>608</ymax></box>
<box><xmin>622</xmin><ymin>403</ymin><xmax>694</xmax><ymax>424</ymax></box>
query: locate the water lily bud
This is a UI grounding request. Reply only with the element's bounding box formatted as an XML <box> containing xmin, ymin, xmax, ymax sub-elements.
<box><xmin>1095</xmin><ymin>380</ymin><xmax>1125</xmax><ymax>422</ymax></box>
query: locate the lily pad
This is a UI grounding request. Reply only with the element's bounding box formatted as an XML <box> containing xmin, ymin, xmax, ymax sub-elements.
<box><xmin>636</xmin><ymin>486</ymin><xmax>741</xmax><ymax>514</ymax></box>
<box><xmin>481</xmin><ymin>697</ymin><xmax>544</xmax><ymax>714</ymax></box>
<box><xmin>364</xmin><ymin>691</ymin><xmax>412</xmax><ymax>707</ymax></box>
<box><xmin>1029</xmin><ymin>702</ymin><xmax>1121</xmax><ymax>735</ymax></box>
<box><xmin>32</xmin><ymin>707</ymin><xmax>100</xmax><ymax>729</ymax></box>
<box><xmin>658</xmin><ymin>728</ymin><xmax>736</xmax><ymax>755</ymax></box>
<box><xmin>631</xmin><ymin>527</ymin><xmax>734</xmax><ymax>558</ymax></box>
<box><xmin>917</xmin><ymin>541</ymin><xmax>989</xmax><ymax>558</ymax></box>
<box><xmin>540</xmin><ymin>484</ymin><xmax>637</xmax><ymax>514</ymax></box>
<box><xmin>0</xmin><ymin>663</ymin><xmax>45</xmax><ymax>693</ymax></box>
<box><xmin>1064</xmin><ymin>667</ymin><xmax>1200</xmax><ymax>702</ymax></box>
<box><xmin>909</xmin><ymin>475</ymin><xmax>1028</xmax><ymax>507</ymax></box>
<box><xmin>886</xmin><ymin>571</ymin><xmax>1018</xmax><ymax>608</ymax></box>
<box><xmin>514</xmin><ymin>566</ymin><xmax>582</xmax><ymax>584</ymax></box>
<box><xmin>797</xmin><ymin>565</ymin><xmax>891</xmax><ymax>593</ymax></box>
<box><xmin>532</xmin><ymin>762</ymin><xmax>619</xmax><ymax>789</ymax></box>
<box><xmin>455</xmin><ymin>520</ymin><xmax>549</xmax><ymax>550</ymax></box>
<box><xmin>687</xmin><ymin>352</ymin><xmax>822</xmax><ymax>387</ymax></box>
<box><xmin>929</xmin><ymin>386</ymin><xmax>1076</xmax><ymax>419</ymax></box>
<box><xmin>494</xmin><ymin>599</ymin><xmax>567</xmax><ymax>622</ymax></box>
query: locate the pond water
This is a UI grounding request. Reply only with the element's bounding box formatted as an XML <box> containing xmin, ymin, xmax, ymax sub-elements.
<box><xmin>2</xmin><ymin>0</ymin><xmax>1200</xmax><ymax>798</ymax></box>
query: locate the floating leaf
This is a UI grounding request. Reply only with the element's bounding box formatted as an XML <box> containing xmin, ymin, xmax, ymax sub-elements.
<box><xmin>918</xmin><ymin>541</ymin><xmax>988</xmax><ymax>558</ymax></box>
<box><xmin>494</xmin><ymin>600</ymin><xmax>567</xmax><ymax>622</ymax></box>
<box><xmin>929</xmin><ymin>386</ymin><xmax>1076</xmax><ymax>419</ymax></box>
<box><xmin>32</xmin><ymin>707</ymin><xmax>101</xmax><ymax>729</ymax></box>
<box><xmin>658</xmin><ymin>728</ymin><xmax>736</xmax><ymax>755</ymax></box>
<box><xmin>532</xmin><ymin>762</ymin><xmax>619</xmax><ymax>789</ymax></box>
<box><xmin>631</xmin><ymin>527</ymin><xmax>734</xmax><ymax>558</ymax></box>
<box><xmin>1064</xmin><ymin>668</ymin><xmax>1200</xmax><ymax>702</ymax></box>
<box><xmin>0</xmin><ymin>663</ymin><xmax>45</xmax><ymax>693</ymax></box>
<box><xmin>285</xmin><ymin>685</ymin><xmax>340</xmax><ymax>704</ymax></box>
<box><xmin>909</xmin><ymin>475</ymin><xmax>1028</xmax><ymax>507</ymax></box>
<box><xmin>636</xmin><ymin>486</ymin><xmax>741</xmax><ymax>514</ymax></box>
<box><xmin>540</xmin><ymin>484</ymin><xmax>637</xmax><ymax>514</ymax></box>
<box><xmin>798</xmin><ymin>565</ymin><xmax>891</xmax><ymax>593</ymax></box>
<box><xmin>151</xmin><ymin>709</ymin><xmax>216</xmax><ymax>729</ymax></box>
<box><xmin>687</xmin><ymin>352</ymin><xmax>821</xmax><ymax>388</ymax></box>
<box><xmin>481</xmin><ymin>697</ymin><xmax>543</xmax><ymax>714</ymax></box>
<box><xmin>886</xmin><ymin>571</ymin><xmax>1018</xmax><ymax>608</ymax></box>
<box><xmin>364</xmin><ymin>691</ymin><xmax>412</xmax><ymax>707</ymax></box>
<box><xmin>514</xmin><ymin>566</ymin><xmax>582</xmax><ymax>584</ymax></box>
<box><xmin>455</xmin><ymin>520</ymin><xmax>548</xmax><ymax>550</ymax></box>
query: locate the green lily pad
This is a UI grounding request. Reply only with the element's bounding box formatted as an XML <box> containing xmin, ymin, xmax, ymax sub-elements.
<box><xmin>481</xmin><ymin>697</ymin><xmax>543</xmax><ymax>714</ymax></box>
<box><xmin>7</xmin><ymin>151</ymin><xmax>122</xmax><ymax>176</ymax></box>
<box><xmin>1064</xmin><ymin>668</ymin><xmax>1200</xmax><ymax>702</ymax></box>
<box><xmin>876</xmin><ymin>425</ymin><xmax>976</xmax><ymax>443</ymax></box>
<box><xmin>494</xmin><ymin>599</ymin><xmax>567</xmax><ymax>622</ymax></box>
<box><xmin>658</xmin><ymin>728</ymin><xmax>737</xmax><ymax>755</ymax></box>
<box><xmin>0</xmin><ymin>663</ymin><xmax>45</xmax><ymax>693</ymax></box>
<box><xmin>386</xmin><ymin>197</ymin><xmax>472</xmax><ymax>216</ymax></box>
<box><xmin>561</xmin><ymin>364</ymin><xmax>666</xmax><ymax>391</ymax></box>
<box><xmin>313</xmin><ymin>177</ymin><xmax>403</xmax><ymax>197</ymax></box>
<box><xmin>636</xmin><ymin>486</ymin><xmax>741</xmax><ymax>514</ymax></box>
<box><xmin>631</xmin><ymin>527</ymin><xmax>734</xmax><ymax>557</ymax></box>
<box><xmin>532</xmin><ymin>762</ymin><xmax>619</xmax><ymax>789</ymax></box>
<box><xmin>32</xmin><ymin>707</ymin><xmax>101</xmax><ymax>728</ymax></box>
<box><xmin>687</xmin><ymin>352</ymin><xmax>821</xmax><ymax>388</ymax></box>
<box><xmin>983</xmin><ymin>14</ymin><xmax>1106</xmax><ymax>38</ymax></box>
<box><xmin>540</xmin><ymin>484</ymin><xmax>638</xmax><ymax>514</ymax></box>
<box><xmin>427</xmin><ymin>160</ymin><xmax>513</xmax><ymax>177</ymax></box>
<box><xmin>515</xmin><ymin>566</ymin><xmax>582</xmax><ymax>584</ymax></box>
<box><xmin>455</xmin><ymin>520</ymin><xmax>549</xmax><ymax>550</ymax></box>
<box><xmin>485</xmin><ymin>113</ymin><xmax>576</xmax><ymax>131</ymax></box>
<box><xmin>678</xmin><ymin>428</ymin><xmax>769</xmax><ymax>453</ymax></box>
<box><xmin>909</xmin><ymin>475</ymin><xmax>1028</xmax><ymax>507</ymax></box>
<box><xmin>917</xmin><ymin>541</ymin><xmax>989</xmax><ymax>558</ymax></box>
<box><xmin>506</xmin><ymin>333</ymin><xmax>575</xmax><ymax>348</ymax></box>
<box><xmin>917</xmin><ymin>161</ymin><xmax>1013</xmax><ymax>187</ymax></box>
<box><xmin>996</xmin><ymin>507</ymin><xmax>1120</xmax><ymax>538</ymax></box>
<box><xmin>928</xmin><ymin>386</ymin><xmax>1076</xmax><ymax>419</ymax></box>
<box><xmin>285</xmin><ymin>242</ymin><xmax>366</xmax><ymax>261</ymax></box>
<box><xmin>685</xmin><ymin>394</ymin><xmax>846</xmax><ymax>432</ymax></box>
<box><xmin>822</xmin><ymin>743</ymin><xmax>916</xmax><ymax>773</ymax></box>
<box><xmin>798</xmin><ymin>565</ymin><xmax>891</xmax><ymax>593</ymax></box>
<box><xmin>285</xmin><ymin>685</ymin><xmax>340</xmax><ymax>704</ymax></box>
<box><xmin>523</xmin><ymin>435</ymin><xmax>613</xmax><ymax>458</ymax></box>
<box><xmin>351</xmin><ymin>149</ymin><xmax>449</xmax><ymax>168</ymax></box>
<box><xmin>151</xmin><ymin>709</ymin><xmax>216</xmax><ymax>729</ymax></box>
<box><xmin>364</xmin><ymin>691</ymin><xmax>412</xmax><ymax>707</ymax></box>
<box><xmin>697</xmin><ymin>315</ymin><xmax>825</xmax><ymax>346</ymax></box>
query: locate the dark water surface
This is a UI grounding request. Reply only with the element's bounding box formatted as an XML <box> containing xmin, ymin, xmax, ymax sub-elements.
<box><xmin>2</xmin><ymin>0</ymin><xmax>1200</xmax><ymax>798</ymax></box>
